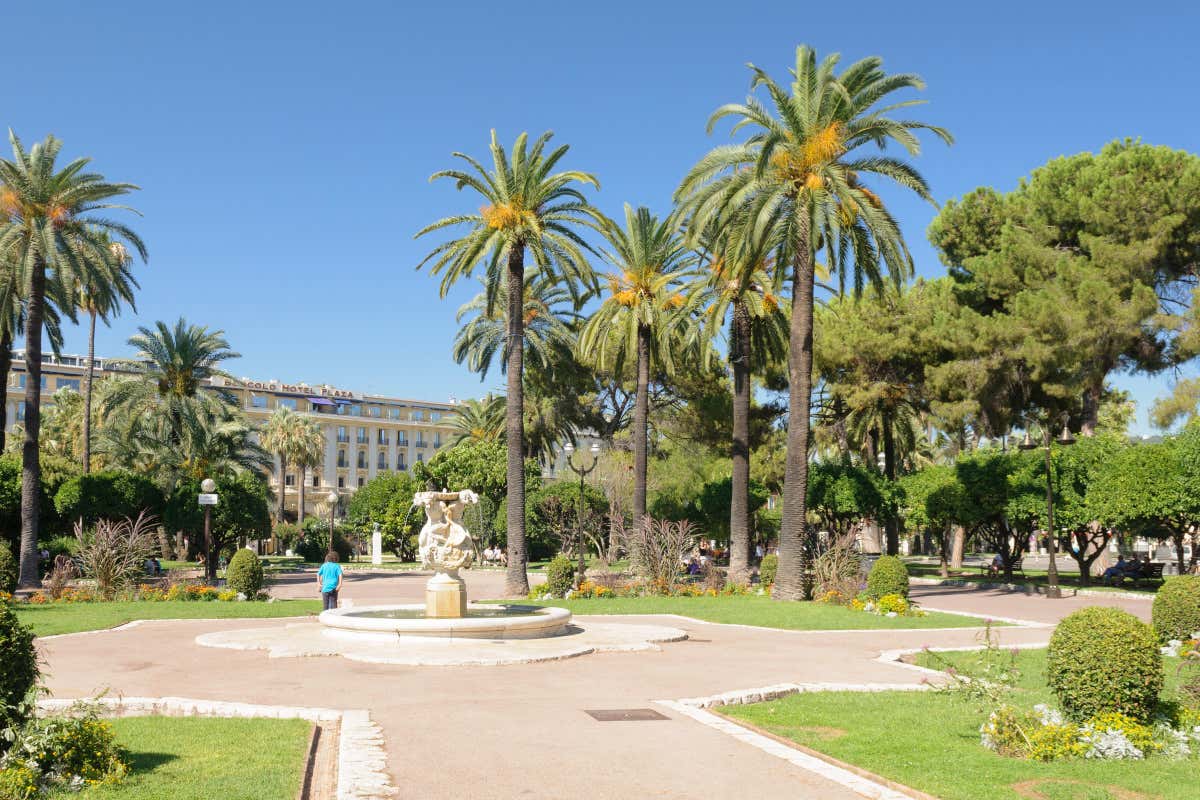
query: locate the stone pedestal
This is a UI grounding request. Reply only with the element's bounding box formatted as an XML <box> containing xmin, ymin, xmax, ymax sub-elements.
<box><xmin>425</xmin><ymin>572</ymin><xmax>467</xmax><ymax>618</ymax></box>
<box><xmin>371</xmin><ymin>527</ymin><xmax>382</xmax><ymax>566</ymax></box>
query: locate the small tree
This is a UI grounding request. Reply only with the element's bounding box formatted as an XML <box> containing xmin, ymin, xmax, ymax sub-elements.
<box><xmin>346</xmin><ymin>472</ymin><xmax>422</xmax><ymax>560</ymax></box>
<box><xmin>74</xmin><ymin>512</ymin><xmax>158</xmax><ymax>598</ymax></box>
<box><xmin>617</xmin><ymin>517</ymin><xmax>698</xmax><ymax>590</ymax></box>
<box><xmin>806</xmin><ymin>460</ymin><xmax>887</xmax><ymax>546</ymax></box>
<box><xmin>900</xmin><ymin>464</ymin><xmax>972</xmax><ymax>578</ymax></box>
<box><xmin>954</xmin><ymin>449</ymin><xmax>1031</xmax><ymax>581</ymax></box>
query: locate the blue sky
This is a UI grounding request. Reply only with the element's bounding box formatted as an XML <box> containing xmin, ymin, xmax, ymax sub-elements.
<box><xmin>4</xmin><ymin>0</ymin><xmax>1198</xmax><ymax>433</ymax></box>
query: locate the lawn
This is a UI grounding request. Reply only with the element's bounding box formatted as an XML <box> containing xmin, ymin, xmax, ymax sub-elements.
<box><xmin>905</xmin><ymin>561</ymin><xmax>1161</xmax><ymax>594</ymax></box>
<box><xmin>721</xmin><ymin>648</ymin><xmax>1194</xmax><ymax>800</ymax></box>
<box><xmin>53</xmin><ymin>717</ymin><xmax>310</xmax><ymax>800</ymax></box>
<box><xmin>505</xmin><ymin>595</ymin><xmax>994</xmax><ymax>630</ymax></box>
<box><xmin>15</xmin><ymin>599</ymin><xmax>321</xmax><ymax>637</ymax></box>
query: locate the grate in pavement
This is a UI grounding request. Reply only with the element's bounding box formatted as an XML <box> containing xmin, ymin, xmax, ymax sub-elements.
<box><xmin>585</xmin><ymin>708</ymin><xmax>670</xmax><ymax>722</ymax></box>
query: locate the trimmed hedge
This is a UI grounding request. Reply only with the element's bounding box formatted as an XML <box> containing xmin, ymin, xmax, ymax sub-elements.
<box><xmin>544</xmin><ymin>555</ymin><xmax>576</xmax><ymax>597</ymax></box>
<box><xmin>1046</xmin><ymin>606</ymin><xmax>1163</xmax><ymax>722</ymax></box>
<box><xmin>225</xmin><ymin>549</ymin><xmax>264</xmax><ymax>597</ymax></box>
<box><xmin>866</xmin><ymin>555</ymin><xmax>909</xmax><ymax>599</ymax></box>
<box><xmin>758</xmin><ymin>554</ymin><xmax>778</xmax><ymax>586</ymax></box>
<box><xmin>0</xmin><ymin>604</ymin><xmax>38</xmax><ymax>731</ymax></box>
<box><xmin>1152</xmin><ymin>575</ymin><xmax>1200</xmax><ymax>643</ymax></box>
<box><xmin>0</xmin><ymin>541</ymin><xmax>16</xmax><ymax>594</ymax></box>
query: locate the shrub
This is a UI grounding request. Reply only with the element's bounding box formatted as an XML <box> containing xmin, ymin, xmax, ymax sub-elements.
<box><xmin>866</xmin><ymin>555</ymin><xmax>909</xmax><ymax>599</ymax></box>
<box><xmin>813</xmin><ymin>542</ymin><xmax>861</xmax><ymax>598</ymax></box>
<box><xmin>1152</xmin><ymin>575</ymin><xmax>1200</xmax><ymax>643</ymax></box>
<box><xmin>758</xmin><ymin>554</ymin><xmax>778</xmax><ymax>586</ymax></box>
<box><xmin>273</xmin><ymin>522</ymin><xmax>303</xmax><ymax>552</ymax></box>
<box><xmin>0</xmin><ymin>542</ymin><xmax>15</xmax><ymax>595</ymax></box>
<box><xmin>225</xmin><ymin>549</ymin><xmax>264</xmax><ymax>597</ymax></box>
<box><xmin>296</xmin><ymin>523</ymin><xmax>353</xmax><ymax>564</ymax></box>
<box><xmin>42</xmin><ymin>535</ymin><xmax>77</xmax><ymax>561</ymax></box>
<box><xmin>0</xmin><ymin>765</ymin><xmax>38</xmax><ymax>800</ymax></box>
<box><xmin>0</xmin><ymin>605</ymin><xmax>38</xmax><ymax>733</ymax></box>
<box><xmin>544</xmin><ymin>555</ymin><xmax>575</xmax><ymax>597</ymax></box>
<box><xmin>980</xmin><ymin>705</ymin><xmax>1039</xmax><ymax>757</ymax></box>
<box><xmin>74</xmin><ymin>513</ymin><xmax>159</xmax><ymax>598</ymax></box>
<box><xmin>1046</xmin><ymin>607</ymin><xmax>1163</xmax><ymax>722</ymax></box>
<box><xmin>1027</xmin><ymin>721</ymin><xmax>1086</xmax><ymax>761</ymax></box>
<box><xmin>4</xmin><ymin>708</ymin><xmax>129</xmax><ymax>788</ymax></box>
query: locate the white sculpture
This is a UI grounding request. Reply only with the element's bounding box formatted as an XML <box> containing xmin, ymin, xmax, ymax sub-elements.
<box><xmin>415</xmin><ymin>489</ymin><xmax>479</xmax><ymax>574</ymax></box>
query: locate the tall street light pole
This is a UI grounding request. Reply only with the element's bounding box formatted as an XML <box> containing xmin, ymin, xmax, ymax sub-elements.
<box><xmin>1020</xmin><ymin>420</ymin><xmax>1075</xmax><ymax>599</ymax></box>
<box><xmin>563</xmin><ymin>442</ymin><xmax>601</xmax><ymax>589</ymax></box>
<box><xmin>327</xmin><ymin>491</ymin><xmax>338</xmax><ymax>557</ymax></box>
<box><xmin>198</xmin><ymin>478</ymin><xmax>218</xmax><ymax>584</ymax></box>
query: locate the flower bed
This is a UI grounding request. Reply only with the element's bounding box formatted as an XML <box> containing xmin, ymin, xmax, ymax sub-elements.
<box><xmin>6</xmin><ymin>582</ymin><xmax>269</xmax><ymax>607</ymax></box>
<box><xmin>528</xmin><ymin>578</ymin><xmax>755</xmax><ymax>601</ymax></box>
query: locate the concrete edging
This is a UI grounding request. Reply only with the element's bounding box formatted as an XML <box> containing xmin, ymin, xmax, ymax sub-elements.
<box><xmin>910</xmin><ymin>576</ymin><xmax>1154</xmax><ymax>601</ymax></box>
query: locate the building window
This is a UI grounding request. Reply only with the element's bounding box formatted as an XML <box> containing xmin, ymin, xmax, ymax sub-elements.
<box><xmin>278</xmin><ymin>398</ymin><xmax>297</xmax><ymax>410</ymax></box>
<box><xmin>368</xmin><ymin>406</ymin><xmax>380</xmax><ymax>417</ymax></box>
<box><xmin>251</xmin><ymin>395</ymin><xmax>268</xmax><ymax>409</ymax></box>
<box><xmin>337</xmin><ymin>449</ymin><xmax>347</xmax><ymax>468</ymax></box>
<box><xmin>357</xmin><ymin>477</ymin><xmax>365</xmax><ymax>488</ymax></box>
<box><xmin>398</xmin><ymin>458</ymin><xmax>407</xmax><ymax>471</ymax></box>
<box><xmin>416</xmin><ymin>452</ymin><xmax>424</xmax><ymax>463</ymax></box>
<box><xmin>57</xmin><ymin>378</ymin><xmax>81</xmax><ymax>393</ymax></box>
<box><xmin>337</xmin><ymin>476</ymin><xmax>345</xmax><ymax>488</ymax></box>
<box><xmin>397</xmin><ymin>432</ymin><xmax>408</xmax><ymax>446</ymax></box>
<box><xmin>337</xmin><ymin>426</ymin><xmax>348</xmax><ymax>443</ymax></box>
<box><xmin>377</xmin><ymin>451</ymin><xmax>387</xmax><ymax>469</ymax></box>
<box><xmin>377</xmin><ymin>429</ymin><xmax>389</xmax><ymax>445</ymax></box>
<box><xmin>416</xmin><ymin>433</ymin><xmax>425</xmax><ymax>447</ymax></box>
<box><xmin>433</xmin><ymin>433</ymin><xmax>441</xmax><ymax>448</ymax></box>
<box><xmin>312</xmin><ymin>475</ymin><xmax>320</xmax><ymax>487</ymax></box>
<box><xmin>17</xmin><ymin>375</ymin><xmax>47</xmax><ymax>389</ymax></box>
<box><xmin>356</xmin><ymin>450</ymin><xmax>367</xmax><ymax>469</ymax></box>
<box><xmin>284</xmin><ymin>474</ymin><xmax>295</xmax><ymax>486</ymax></box>
<box><xmin>349</xmin><ymin>404</ymin><xmax>362</xmax><ymax>417</ymax></box>
<box><xmin>411</xmin><ymin>410</ymin><xmax>424</xmax><ymax>421</ymax></box>
<box><xmin>431</xmin><ymin>412</ymin><xmax>441</xmax><ymax>422</ymax></box>
<box><xmin>16</xmin><ymin>402</ymin><xmax>25</xmax><ymax>422</ymax></box>
<box><xmin>356</xmin><ymin>427</ymin><xmax>368</xmax><ymax>444</ymax></box>
<box><xmin>387</xmin><ymin>407</ymin><xmax>400</xmax><ymax>419</ymax></box>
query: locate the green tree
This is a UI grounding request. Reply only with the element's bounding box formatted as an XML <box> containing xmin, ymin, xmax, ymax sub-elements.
<box><xmin>899</xmin><ymin>463</ymin><xmax>971</xmax><ymax>576</ymax></box>
<box><xmin>166</xmin><ymin>472</ymin><xmax>271</xmax><ymax>579</ymax></box>
<box><xmin>0</xmin><ymin>451</ymin><xmax>80</xmax><ymax>554</ymax></box>
<box><xmin>806</xmin><ymin>460</ymin><xmax>887</xmax><ymax>543</ymax></box>
<box><xmin>0</xmin><ymin>132</ymin><xmax>146</xmax><ymax>588</ymax></box>
<box><xmin>413</xmin><ymin>438</ymin><xmax>541</xmax><ymax>512</ymax></box>
<box><xmin>448</xmin><ymin>395</ymin><xmax>505</xmax><ymax>446</ymax></box>
<box><xmin>677</xmin><ymin>46</ymin><xmax>949</xmax><ymax>599</ymax></box>
<box><xmin>578</xmin><ymin>205</ymin><xmax>693</xmax><ymax>527</ymax></box>
<box><xmin>416</xmin><ymin>130</ymin><xmax>605</xmax><ymax>596</ymax></box>
<box><xmin>54</xmin><ymin>470</ymin><xmax>164</xmax><ymax>527</ymax></box>
<box><xmin>346</xmin><ymin>472</ymin><xmax>421</xmax><ymax>560</ymax></box>
<box><xmin>259</xmin><ymin>407</ymin><xmax>323</xmax><ymax>524</ymax></box>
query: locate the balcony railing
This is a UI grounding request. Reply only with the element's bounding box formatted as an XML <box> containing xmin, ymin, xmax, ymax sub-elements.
<box><xmin>336</xmin><ymin>435</ymin><xmax>350</xmax><ymax>443</ymax></box>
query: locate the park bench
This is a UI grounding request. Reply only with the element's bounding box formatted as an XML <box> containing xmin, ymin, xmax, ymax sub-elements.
<box><xmin>1117</xmin><ymin>562</ymin><xmax>1164</xmax><ymax>588</ymax></box>
<box><xmin>979</xmin><ymin>558</ymin><xmax>1026</xmax><ymax>580</ymax></box>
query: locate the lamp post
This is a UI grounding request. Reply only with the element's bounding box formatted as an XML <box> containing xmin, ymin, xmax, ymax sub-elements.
<box><xmin>563</xmin><ymin>442</ymin><xmax>601</xmax><ymax>589</ymax></box>
<box><xmin>198</xmin><ymin>478</ymin><xmax>218</xmax><ymax>583</ymax></box>
<box><xmin>327</xmin><ymin>491</ymin><xmax>338</xmax><ymax>558</ymax></box>
<box><xmin>1019</xmin><ymin>420</ymin><xmax>1075</xmax><ymax>599</ymax></box>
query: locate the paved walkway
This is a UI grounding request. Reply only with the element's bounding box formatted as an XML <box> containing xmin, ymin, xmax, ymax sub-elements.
<box><xmin>38</xmin><ymin>572</ymin><xmax>1153</xmax><ymax>799</ymax></box>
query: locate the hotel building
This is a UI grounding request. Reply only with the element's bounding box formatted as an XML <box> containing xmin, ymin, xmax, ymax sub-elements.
<box><xmin>5</xmin><ymin>352</ymin><xmax>459</xmax><ymax>518</ymax></box>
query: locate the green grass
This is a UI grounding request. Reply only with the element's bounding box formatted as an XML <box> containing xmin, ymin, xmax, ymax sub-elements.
<box><xmin>498</xmin><ymin>595</ymin><xmax>994</xmax><ymax>630</ymax></box>
<box><xmin>53</xmin><ymin>717</ymin><xmax>310</xmax><ymax>800</ymax></box>
<box><xmin>904</xmin><ymin>561</ymin><xmax>1161</xmax><ymax>594</ymax></box>
<box><xmin>15</xmin><ymin>599</ymin><xmax>321</xmax><ymax>636</ymax></box>
<box><xmin>721</xmin><ymin>648</ymin><xmax>1195</xmax><ymax>800</ymax></box>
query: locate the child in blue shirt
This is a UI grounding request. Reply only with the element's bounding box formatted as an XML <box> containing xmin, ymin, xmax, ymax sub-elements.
<box><xmin>317</xmin><ymin>552</ymin><xmax>344</xmax><ymax>611</ymax></box>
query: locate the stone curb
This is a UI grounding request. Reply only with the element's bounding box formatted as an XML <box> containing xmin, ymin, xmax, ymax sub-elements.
<box><xmin>36</xmin><ymin>697</ymin><xmax>396</xmax><ymax>799</ymax></box>
<box><xmin>910</xmin><ymin>576</ymin><xmax>1154</xmax><ymax>601</ymax></box>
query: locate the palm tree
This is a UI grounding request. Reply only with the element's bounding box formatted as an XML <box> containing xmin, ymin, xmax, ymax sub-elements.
<box><xmin>684</xmin><ymin>218</ymin><xmax>789</xmax><ymax>582</ymax></box>
<box><xmin>260</xmin><ymin>406</ymin><xmax>303</xmax><ymax>523</ymax></box>
<box><xmin>291</xmin><ymin>417</ymin><xmax>324</xmax><ymax>523</ymax></box>
<box><xmin>74</xmin><ymin>234</ymin><xmax>137</xmax><ymax>473</ymax></box>
<box><xmin>578</xmin><ymin>205</ymin><xmax>694</xmax><ymax>524</ymax></box>
<box><xmin>0</xmin><ymin>132</ymin><xmax>145</xmax><ymax>589</ymax></box>
<box><xmin>449</xmin><ymin>395</ymin><xmax>506</xmax><ymax>445</ymax></box>
<box><xmin>677</xmin><ymin>46</ymin><xmax>950</xmax><ymax>599</ymax></box>
<box><xmin>416</xmin><ymin>130</ymin><xmax>606</xmax><ymax>596</ymax></box>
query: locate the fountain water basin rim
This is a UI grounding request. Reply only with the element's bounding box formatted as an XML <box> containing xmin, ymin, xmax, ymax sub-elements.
<box><xmin>319</xmin><ymin>603</ymin><xmax>572</xmax><ymax>640</ymax></box>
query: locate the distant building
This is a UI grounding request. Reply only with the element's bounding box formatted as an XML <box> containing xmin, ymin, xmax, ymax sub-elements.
<box><xmin>5</xmin><ymin>352</ymin><xmax>458</xmax><ymax>517</ymax></box>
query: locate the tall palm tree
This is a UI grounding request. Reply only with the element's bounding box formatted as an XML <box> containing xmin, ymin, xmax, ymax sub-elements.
<box><xmin>449</xmin><ymin>395</ymin><xmax>506</xmax><ymax>445</ymax></box>
<box><xmin>416</xmin><ymin>130</ymin><xmax>606</xmax><ymax>596</ymax></box>
<box><xmin>291</xmin><ymin>417</ymin><xmax>324</xmax><ymax>523</ymax></box>
<box><xmin>75</xmin><ymin>234</ymin><xmax>137</xmax><ymax>473</ymax></box>
<box><xmin>260</xmin><ymin>406</ymin><xmax>304</xmax><ymax>523</ymax></box>
<box><xmin>578</xmin><ymin>205</ymin><xmax>694</xmax><ymax>524</ymax></box>
<box><xmin>684</xmin><ymin>217</ymin><xmax>789</xmax><ymax>582</ymax></box>
<box><xmin>0</xmin><ymin>132</ymin><xmax>145</xmax><ymax>589</ymax></box>
<box><xmin>677</xmin><ymin>46</ymin><xmax>950</xmax><ymax>599</ymax></box>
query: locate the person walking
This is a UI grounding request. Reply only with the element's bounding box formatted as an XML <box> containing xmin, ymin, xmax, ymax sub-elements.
<box><xmin>318</xmin><ymin>551</ymin><xmax>344</xmax><ymax>611</ymax></box>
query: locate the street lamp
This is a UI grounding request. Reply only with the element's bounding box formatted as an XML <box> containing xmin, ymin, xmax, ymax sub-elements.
<box><xmin>563</xmin><ymin>441</ymin><xmax>601</xmax><ymax>589</ymax></box>
<box><xmin>327</xmin><ymin>491</ymin><xmax>338</xmax><ymax>558</ymax></box>
<box><xmin>198</xmin><ymin>478</ymin><xmax>218</xmax><ymax>583</ymax></box>
<box><xmin>1019</xmin><ymin>420</ymin><xmax>1075</xmax><ymax>599</ymax></box>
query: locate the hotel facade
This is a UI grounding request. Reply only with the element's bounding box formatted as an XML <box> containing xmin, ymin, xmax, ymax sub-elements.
<box><xmin>5</xmin><ymin>352</ymin><xmax>459</xmax><ymax>517</ymax></box>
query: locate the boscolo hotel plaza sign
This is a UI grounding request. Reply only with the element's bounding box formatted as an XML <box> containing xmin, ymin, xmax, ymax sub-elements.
<box><xmin>239</xmin><ymin>379</ymin><xmax>359</xmax><ymax>400</ymax></box>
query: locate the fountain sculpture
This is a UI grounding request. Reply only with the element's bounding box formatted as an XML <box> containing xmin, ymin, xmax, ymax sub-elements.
<box><xmin>416</xmin><ymin>489</ymin><xmax>477</xmax><ymax>618</ymax></box>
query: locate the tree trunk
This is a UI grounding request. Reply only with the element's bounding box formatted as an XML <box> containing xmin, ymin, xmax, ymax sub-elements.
<box><xmin>18</xmin><ymin>260</ymin><xmax>46</xmax><ymax>589</ymax></box>
<box><xmin>276</xmin><ymin>454</ymin><xmax>288</xmax><ymax>523</ymax></box>
<box><xmin>882</xmin><ymin>412</ymin><xmax>898</xmax><ymax>556</ymax></box>
<box><xmin>0</xmin><ymin>328</ymin><xmax>11</xmax><ymax>454</ymax></box>
<box><xmin>950</xmin><ymin>525</ymin><xmax>965</xmax><ymax>570</ymax></box>
<box><xmin>728</xmin><ymin>300</ymin><xmax>752</xmax><ymax>584</ymax></box>
<box><xmin>1080</xmin><ymin>381</ymin><xmax>1102</xmax><ymax>436</ymax></box>
<box><xmin>774</xmin><ymin>233</ymin><xmax>816</xmax><ymax>602</ymax></box>
<box><xmin>298</xmin><ymin>466</ymin><xmax>306</xmax><ymax>524</ymax></box>
<box><xmin>504</xmin><ymin>243</ymin><xmax>530</xmax><ymax>596</ymax></box>
<box><xmin>82</xmin><ymin>309</ymin><xmax>97</xmax><ymax>473</ymax></box>
<box><xmin>633</xmin><ymin>323</ymin><xmax>650</xmax><ymax>525</ymax></box>
<box><xmin>938</xmin><ymin>526</ymin><xmax>950</xmax><ymax>578</ymax></box>
<box><xmin>1174</xmin><ymin>529</ymin><xmax>1186</xmax><ymax>575</ymax></box>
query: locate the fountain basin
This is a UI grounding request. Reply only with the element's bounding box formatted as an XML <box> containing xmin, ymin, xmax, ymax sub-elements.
<box><xmin>319</xmin><ymin>603</ymin><xmax>572</xmax><ymax>640</ymax></box>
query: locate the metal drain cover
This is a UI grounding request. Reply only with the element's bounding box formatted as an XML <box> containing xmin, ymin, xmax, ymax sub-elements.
<box><xmin>585</xmin><ymin>708</ymin><xmax>669</xmax><ymax>722</ymax></box>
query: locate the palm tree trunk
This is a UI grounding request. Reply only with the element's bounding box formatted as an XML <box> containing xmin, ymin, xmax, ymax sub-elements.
<box><xmin>882</xmin><ymin>412</ymin><xmax>898</xmax><ymax>555</ymax></box>
<box><xmin>0</xmin><ymin>327</ymin><xmax>11</xmax><ymax>454</ymax></box>
<box><xmin>276</xmin><ymin>454</ymin><xmax>288</xmax><ymax>524</ymax></box>
<box><xmin>728</xmin><ymin>299</ymin><xmax>752</xmax><ymax>583</ymax></box>
<box><xmin>298</xmin><ymin>466</ymin><xmax>306</xmax><ymax>524</ymax></box>
<box><xmin>504</xmin><ymin>243</ymin><xmax>530</xmax><ymax>596</ymax></box>
<box><xmin>633</xmin><ymin>323</ymin><xmax>651</xmax><ymax>525</ymax></box>
<box><xmin>82</xmin><ymin>309</ymin><xmax>97</xmax><ymax>473</ymax></box>
<box><xmin>18</xmin><ymin>260</ymin><xmax>46</xmax><ymax>589</ymax></box>
<box><xmin>774</xmin><ymin>235</ymin><xmax>816</xmax><ymax>601</ymax></box>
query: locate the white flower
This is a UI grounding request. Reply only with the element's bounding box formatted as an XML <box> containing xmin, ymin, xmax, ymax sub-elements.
<box><xmin>1033</xmin><ymin>704</ymin><xmax>1065</xmax><ymax>726</ymax></box>
<box><xmin>1081</xmin><ymin>724</ymin><xmax>1143</xmax><ymax>759</ymax></box>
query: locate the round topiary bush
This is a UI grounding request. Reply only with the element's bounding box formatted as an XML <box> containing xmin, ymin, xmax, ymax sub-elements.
<box><xmin>225</xmin><ymin>549</ymin><xmax>264</xmax><ymax>597</ymax></box>
<box><xmin>1152</xmin><ymin>575</ymin><xmax>1200</xmax><ymax>643</ymax></box>
<box><xmin>1046</xmin><ymin>606</ymin><xmax>1163</xmax><ymax>722</ymax></box>
<box><xmin>866</xmin><ymin>555</ymin><xmax>909</xmax><ymax>599</ymax></box>
<box><xmin>758</xmin><ymin>554</ymin><xmax>778</xmax><ymax>586</ymax></box>
<box><xmin>544</xmin><ymin>555</ymin><xmax>575</xmax><ymax>597</ymax></box>
<box><xmin>0</xmin><ymin>604</ymin><xmax>38</xmax><ymax>729</ymax></box>
<box><xmin>0</xmin><ymin>541</ymin><xmax>17</xmax><ymax>594</ymax></box>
